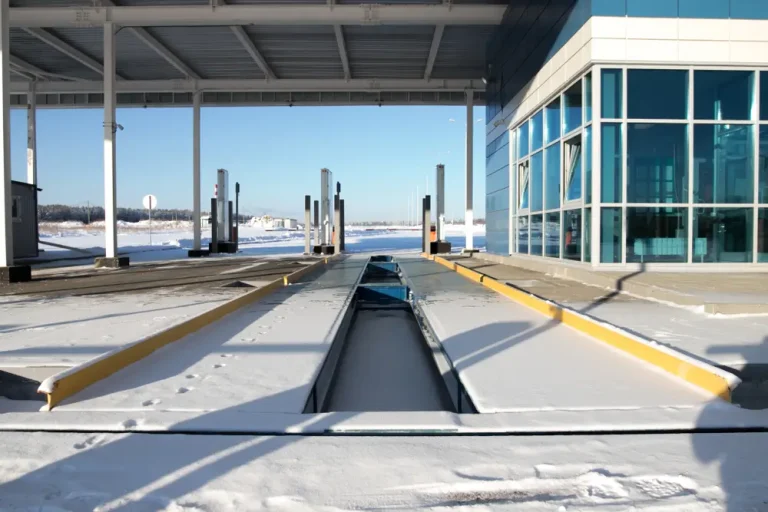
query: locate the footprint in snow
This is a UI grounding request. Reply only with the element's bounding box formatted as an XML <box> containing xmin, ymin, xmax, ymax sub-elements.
<box><xmin>213</xmin><ymin>363</ymin><xmax>226</xmax><ymax>369</ymax></box>
<box><xmin>220</xmin><ymin>353</ymin><xmax>233</xmax><ymax>358</ymax></box>
<box><xmin>73</xmin><ymin>435</ymin><xmax>104</xmax><ymax>450</ymax></box>
<box><xmin>176</xmin><ymin>387</ymin><xmax>193</xmax><ymax>394</ymax></box>
<box><xmin>141</xmin><ymin>398</ymin><xmax>161</xmax><ymax>407</ymax></box>
<box><xmin>185</xmin><ymin>374</ymin><xmax>199</xmax><ymax>379</ymax></box>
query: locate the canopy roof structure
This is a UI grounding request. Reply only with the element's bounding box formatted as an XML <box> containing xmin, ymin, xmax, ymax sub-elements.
<box><xmin>6</xmin><ymin>0</ymin><xmax>503</xmax><ymax>107</ymax></box>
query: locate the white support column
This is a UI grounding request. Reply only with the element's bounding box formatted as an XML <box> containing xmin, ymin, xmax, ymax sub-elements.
<box><xmin>26</xmin><ymin>81</ymin><xmax>36</xmax><ymax>186</ymax></box>
<box><xmin>103</xmin><ymin>21</ymin><xmax>117</xmax><ymax>259</ymax></box>
<box><xmin>464</xmin><ymin>90</ymin><xmax>474</xmax><ymax>251</ymax></box>
<box><xmin>192</xmin><ymin>90</ymin><xmax>201</xmax><ymax>251</ymax></box>
<box><xmin>0</xmin><ymin>0</ymin><xmax>11</xmax><ymax>267</ymax></box>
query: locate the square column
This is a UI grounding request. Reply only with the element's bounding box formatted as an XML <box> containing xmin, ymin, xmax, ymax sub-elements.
<box><xmin>192</xmin><ymin>90</ymin><xmax>201</xmax><ymax>251</ymax></box>
<box><xmin>27</xmin><ymin>81</ymin><xmax>36</xmax><ymax>186</ymax></box>
<box><xmin>464</xmin><ymin>90</ymin><xmax>474</xmax><ymax>252</ymax></box>
<box><xmin>95</xmin><ymin>21</ymin><xmax>128</xmax><ymax>269</ymax></box>
<box><xmin>0</xmin><ymin>0</ymin><xmax>28</xmax><ymax>282</ymax></box>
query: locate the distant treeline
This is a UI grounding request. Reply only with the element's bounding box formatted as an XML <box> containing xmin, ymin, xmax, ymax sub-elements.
<box><xmin>38</xmin><ymin>204</ymin><xmax>196</xmax><ymax>223</ymax></box>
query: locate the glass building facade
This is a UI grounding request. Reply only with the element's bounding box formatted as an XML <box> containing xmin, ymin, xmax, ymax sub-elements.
<box><xmin>488</xmin><ymin>66</ymin><xmax>768</xmax><ymax>266</ymax></box>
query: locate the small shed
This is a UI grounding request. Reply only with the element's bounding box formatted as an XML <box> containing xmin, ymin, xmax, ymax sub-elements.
<box><xmin>11</xmin><ymin>181</ymin><xmax>39</xmax><ymax>259</ymax></box>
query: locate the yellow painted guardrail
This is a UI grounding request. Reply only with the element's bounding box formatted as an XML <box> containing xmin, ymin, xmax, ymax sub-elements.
<box><xmin>39</xmin><ymin>257</ymin><xmax>332</xmax><ymax>410</ymax></box>
<box><xmin>430</xmin><ymin>255</ymin><xmax>739</xmax><ymax>402</ymax></box>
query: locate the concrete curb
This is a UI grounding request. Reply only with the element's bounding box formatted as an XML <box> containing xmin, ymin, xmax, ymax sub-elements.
<box><xmin>38</xmin><ymin>257</ymin><xmax>333</xmax><ymax>410</ymax></box>
<box><xmin>431</xmin><ymin>255</ymin><xmax>740</xmax><ymax>402</ymax></box>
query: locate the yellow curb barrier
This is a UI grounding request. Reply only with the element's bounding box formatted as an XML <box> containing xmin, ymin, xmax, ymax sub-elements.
<box><xmin>39</xmin><ymin>258</ymin><xmax>332</xmax><ymax>410</ymax></box>
<box><xmin>430</xmin><ymin>255</ymin><xmax>738</xmax><ymax>402</ymax></box>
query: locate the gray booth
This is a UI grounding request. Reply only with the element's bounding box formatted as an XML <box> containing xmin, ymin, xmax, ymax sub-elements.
<box><xmin>11</xmin><ymin>181</ymin><xmax>39</xmax><ymax>259</ymax></box>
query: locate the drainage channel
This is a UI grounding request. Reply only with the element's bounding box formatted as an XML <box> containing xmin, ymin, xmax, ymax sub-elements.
<box><xmin>305</xmin><ymin>255</ymin><xmax>475</xmax><ymax>414</ymax></box>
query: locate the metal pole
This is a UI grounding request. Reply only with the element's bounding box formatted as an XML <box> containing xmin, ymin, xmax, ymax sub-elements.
<box><xmin>26</xmin><ymin>81</ymin><xmax>36</xmax><ymax>186</ymax></box>
<box><xmin>103</xmin><ymin>21</ymin><xmax>118</xmax><ymax>259</ymax></box>
<box><xmin>192</xmin><ymin>90</ymin><xmax>201</xmax><ymax>251</ymax></box>
<box><xmin>436</xmin><ymin>164</ymin><xmax>445</xmax><ymax>241</ymax></box>
<box><xmin>304</xmin><ymin>195</ymin><xmax>311</xmax><ymax>254</ymax></box>
<box><xmin>228</xmin><ymin>200</ymin><xmax>233</xmax><ymax>248</ymax></box>
<box><xmin>0</xmin><ymin>0</ymin><xmax>10</xmax><ymax>267</ymax></box>
<box><xmin>340</xmin><ymin>198</ymin><xmax>345</xmax><ymax>252</ymax></box>
<box><xmin>334</xmin><ymin>194</ymin><xmax>341</xmax><ymax>254</ymax></box>
<box><xmin>148</xmin><ymin>197</ymin><xmax>152</xmax><ymax>246</ymax></box>
<box><xmin>210</xmin><ymin>197</ymin><xmax>218</xmax><ymax>253</ymax></box>
<box><xmin>313</xmin><ymin>199</ymin><xmax>319</xmax><ymax>246</ymax></box>
<box><xmin>465</xmin><ymin>90</ymin><xmax>474</xmax><ymax>251</ymax></box>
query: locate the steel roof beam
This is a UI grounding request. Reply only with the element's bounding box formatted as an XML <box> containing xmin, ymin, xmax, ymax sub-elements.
<box><xmin>10</xmin><ymin>78</ymin><xmax>483</xmax><ymax>94</ymax></box>
<box><xmin>333</xmin><ymin>25</ymin><xmax>350</xmax><ymax>80</ymax></box>
<box><xmin>22</xmin><ymin>27</ymin><xmax>126</xmax><ymax>79</ymax></box>
<box><xmin>230</xmin><ymin>26</ymin><xmax>275</xmax><ymax>81</ymax></box>
<box><xmin>129</xmin><ymin>26</ymin><xmax>200</xmax><ymax>79</ymax></box>
<box><xmin>10</xmin><ymin>5</ymin><xmax>505</xmax><ymax>27</ymax></box>
<box><xmin>424</xmin><ymin>25</ymin><xmax>444</xmax><ymax>80</ymax></box>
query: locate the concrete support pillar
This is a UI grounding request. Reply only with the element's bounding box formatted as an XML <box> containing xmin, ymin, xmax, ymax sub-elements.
<box><xmin>304</xmin><ymin>195</ymin><xmax>311</xmax><ymax>255</ymax></box>
<box><xmin>192</xmin><ymin>90</ymin><xmax>201</xmax><ymax>251</ymax></box>
<box><xmin>95</xmin><ymin>21</ymin><xmax>128</xmax><ymax>268</ymax></box>
<box><xmin>0</xmin><ymin>0</ymin><xmax>27</xmax><ymax>281</ymax></box>
<box><xmin>334</xmin><ymin>194</ymin><xmax>341</xmax><ymax>255</ymax></box>
<box><xmin>313</xmin><ymin>200</ymin><xmax>319</xmax><ymax>246</ymax></box>
<box><xmin>423</xmin><ymin>195</ymin><xmax>431</xmax><ymax>255</ymax></box>
<box><xmin>340</xmin><ymin>199</ymin><xmax>345</xmax><ymax>251</ymax></box>
<box><xmin>436</xmin><ymin>164</ymin><xmax>445</xmax><ymax>241</ymax></box>
<box><xmin>464</xmin><ymin>90</ymin><xmax>474</xmax><ymax>251</ymax></box>
<box><xmin>26</xmin><ymin>81</ymin><xmax>36</xmax><ymax>186</ymax></box>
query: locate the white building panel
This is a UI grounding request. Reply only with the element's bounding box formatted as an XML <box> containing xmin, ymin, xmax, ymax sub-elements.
<box><xmin>626</xmin><ymin>17</ymin><xmax>678</xmax><ymax>41</ymax></box>
<box><xmin>626</xmin><ymin>39</ymin><xmax>680</xmax><ymax>62</ymax></box>
<box><xmin>678</xmin><ymin>40</ymin><xmax>730</xmax><ymax>64</ymax></box>
<box><xmin>678</xmin><ymin>18</ymin><xmax>729</xmax><ymax>41</ymax></box>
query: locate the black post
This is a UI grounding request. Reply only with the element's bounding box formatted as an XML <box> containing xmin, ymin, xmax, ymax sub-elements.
<box><xmin>421</xmin><ymin>197</ymin><xmax>426</xmax><ymax>253</ymax></box>
<box><xmin>340</xmin><ymin>199</ymin><xmax>345</xmax><ymax>251</ymax></box>
<box><xmin>210</xmin><ymin>197</ymin><xmax>218</xmax><ymax>253</ymax></box>
<box><xmin>313</xmin><ymin>200</ymin><xmax>320</xmax><ymax>246</ymax></box>
<box><xmin>235</xmin><ymin>182</ymin><xmax>240</xmax><ymax>231</ymax></box>
<box><xmin>423</xmin><ymin>195</ymin><xmax>431</xmax><ymax>255</ymax></box>
<box><xmin>228</xmin><ymin>201</ymin><xmax>234</xmax><ymax>250</ymax></box>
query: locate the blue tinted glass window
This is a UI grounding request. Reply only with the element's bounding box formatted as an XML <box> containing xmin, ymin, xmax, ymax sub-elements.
<box><xmin>564</xmin><ymin>135</ymin><xmax>582</xmax><ymax>201</ymax></box>
<box><xmin>545</xmin><ymin>98</ymin><xmax>561</xmax><ymax>144</ymax></box>
<box><xmin>601</xmin><ymin>123</ymin><xmax>623</xmax><ymax>203</ymax></box>
<box><xmin>628</xmin><ymin>123</ymin><xmax>688</xmax><ymax>203</ymax></box>
<box><xmin>545</xmin><ymin>143</ymin><xmax>561</xmax><ymax>209</ymax></box>
<box><xmin>694</xmin><ymin>208</ymin><xmax>753</xmax><ymax>262</ymax></box>
<box><xmin>531</xmin><ymin>214</ymin><xmax>543</xmax><ymax>255</ymax></box>
<box><xmin>564</xmin><ymin>81</ymin><xmax>582</xmax><ymax>134</ymax></box>
<box><xmin>519</xmin><ymin>161</ymin><xmax>530</xmax><ymax>210</ymax></box>
<box><xmin>585</xmin><ymin>126</ymin><xmax>592</xmax><ymax>204</ymax></box>
<box><xmin>545</xmin><ymin>212</ymin><xmax>560</xmax><ymax>257</ymax></box>
<box><xmin>761</xmin><ymin>72</ymin><xmax>768</xmax><ymax>120</ymax></box>
<box><xmin>694</xmin><ymin>71</ymin><xmax>755</xmax><ymax>120</ymax></box>
<box><xmin>531</xmin><ymin>151</ymin><xmax>543</xmax><ymax>212</ymax></box>
<box><xmin>518</xmin><ymin>124</ymin><xmax>530</xmax><ymax>158</ymax></box>
<box><xmin>627</xmin><ymin>0</ymin><xmax>678</xmax><ymax>17</ymax></box>
<box><xmin>627</xmin><ymin>207</ymin><xmax>688</xmax><ymax>263</ymax></box>
<box><xmin>761</xmin><ymin>127</ymin><xmax>768</xmax><ymax>203</ymax></box>
<box><xmin>517</xmin><ymin>216</ymin><xmax>529</xmax><ymax>254</ymax></box>
<box><xmin>731</xmin><ymin>0</ymin><xmax>768</xmax><ymax>20</ymax></box>
<box><xmin>759</xmin><ymin>209</ymin><xmax>768</xmax><ymax>262</ymax></box>
<box><xmin>592</xmin><ymin>0</ymin><xmax>626</xmax><ymax>15</ymax></box>
<box><xmin>628</xmin><ymin>70</ymin><xmax>688</xmax><ymax>120</ymax></box>
<box><xmin>563</xmin><ymin>209</ymin><xmax>582</xmax><ymax>261</ymax></box>
<box><xmin>585</xmin><ymin>72</ymin><xmax>593</xmax><ymax>123</ymax></box>
<box><xmin>601</xmin><ymin>207</ymin><xmax>623</xmax><ymax>263</ymax></box>
<box><xmin>602</xmin><ymin>69</ymin><xmax>623</xmax><ymax>119</ymax></box>
<box><xmin>531</xmin><ymin>111</ymin><xmax>544</xmax><ymax>152</ymax></box>
<box><xmin>487</xmin><ymin>168</ymin><xmax>509</xmax><ymax>194</ymax></box>
<box><xmin>584</xmin><ymin>207</ymin><xmax>591</xmax><ymax>263</ymax></box>
<box><xmin>679</xmin><ymin>0</ymin><xmax>728</xmax><ymax>18</ymax></box>
<box><xmin>694</xmin><ymin>124</ymin><xmax>754</xmax><ymax>203</ymax></box>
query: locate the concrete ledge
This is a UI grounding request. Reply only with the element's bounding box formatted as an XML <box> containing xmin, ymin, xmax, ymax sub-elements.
<box><xmin>94</xmin><ymin>256</ymin><xmax>130</xmax><ymax>269</ymax></box>
<box><xmin>38</xmin><ymin>257</ymin><xmax>332</xmax><ymax>410</ymax></box>
<box><xmin>0</xmin><ymin>265</ymin><xmax>32</xmax><ymax>283</ymax></box>
<box><xmin>431</xmin><ymin>255</ymin><xmax>740</xmax><ymax>403</ymax></box>
<box><xmin>704</xmin><ymin>303</ymin><xmax>768</xmax><ymax>315</ymax></box>
<box><xmin>187</xmin><ymin>249</ymin><xmax>211</xmax><ymax>258</ymax></box>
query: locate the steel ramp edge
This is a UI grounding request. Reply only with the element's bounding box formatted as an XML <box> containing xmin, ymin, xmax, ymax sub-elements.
<box><xmin>37</xmin><ymin>256</ymin><xmax>336</xmax><ymax>410</ymax></box>
<box><xmin>429</xmin><ymin>255</ymin><xmax>740</xmax><ymax>402</ymax></box>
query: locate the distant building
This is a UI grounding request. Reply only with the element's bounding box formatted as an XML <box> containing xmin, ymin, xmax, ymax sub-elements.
<box><xmin>248</xmin><ymin>215</ymin><xmax>298</xmax><ymax>230</ymax></box>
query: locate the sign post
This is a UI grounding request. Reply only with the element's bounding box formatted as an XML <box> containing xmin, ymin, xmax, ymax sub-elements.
<box><xmin>142</xmin><ymin>194</ymin><xmax>157</xmax><ymax>246</ymax></box>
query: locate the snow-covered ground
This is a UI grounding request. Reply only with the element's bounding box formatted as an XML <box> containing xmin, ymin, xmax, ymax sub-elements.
<box><xmin>0</xmin><ymin>429</ymin><xmax>766</xmax><ymax>511</ymax></box>
<box><xmin>34</xmin><ymin>221</ymin><xmax>486</xmax><ymax>266</ymax></box>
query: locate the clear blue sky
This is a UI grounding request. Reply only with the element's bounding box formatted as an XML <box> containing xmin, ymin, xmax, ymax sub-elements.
<box><xmin>9</xmin><ymin>105</ymin><xmax>487</xmax><ymax>222</ymax></box>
